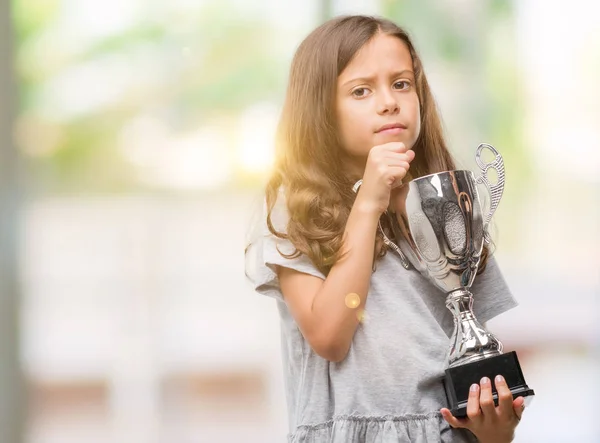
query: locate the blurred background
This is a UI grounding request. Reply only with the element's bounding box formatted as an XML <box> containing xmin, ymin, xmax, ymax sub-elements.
<box><xmin>0</xmin><ymin>0</ymin><xmax>599</xmax><ymax>442</ymax></box>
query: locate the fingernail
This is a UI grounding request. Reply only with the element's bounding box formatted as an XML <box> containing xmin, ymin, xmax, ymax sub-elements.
<box><xmin>480</xmin><ymin>377</ymin><xmax>490</xmax><ymax>385</ymax></box>
<box><xmin>495</xmin><ymin>375</ymin><xmax>505</xmax><ymax>384</ymax></box>
<box><xmin>470</xmin><ymin>383</ymin><xmax>479</xmax><ymax>392</ymax></box>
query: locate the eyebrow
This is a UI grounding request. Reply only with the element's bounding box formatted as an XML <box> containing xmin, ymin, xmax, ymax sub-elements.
<box><xmin>341</xmin><ymin>69</ymin><xmax>415</xmax><ymax>87</ymax></box>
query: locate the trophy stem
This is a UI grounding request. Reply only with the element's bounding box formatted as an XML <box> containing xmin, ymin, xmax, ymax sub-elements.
<box><xmin>446</xmin><ymin>289</ymin><xmax>503</xmax><ymax>368</ymax></box>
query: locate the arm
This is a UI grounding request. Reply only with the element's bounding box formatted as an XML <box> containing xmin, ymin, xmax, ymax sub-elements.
<box><xmin>277</xmin><ymin>142</ymin><xmax>415</xmax><ymax>362</ymax></box>
<box><xmin>277</xmin><ymin>200</ymin><xmax>380</xmax><ymax>362</ymax></box>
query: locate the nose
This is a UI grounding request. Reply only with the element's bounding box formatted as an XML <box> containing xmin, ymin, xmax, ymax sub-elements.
<box><xmin>376</xmin><ymin>89</ymin><xmax>399</xmax><ymax>115</ymax></box>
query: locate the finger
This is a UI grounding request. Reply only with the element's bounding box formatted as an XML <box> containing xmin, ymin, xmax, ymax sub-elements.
<box><xmin>478</xmin><ymin>377</ymin><xmax>496</xmax><ymax>417</ymax></box>
<box><xmin>440</xmin><ymin>408</ymin><xmax>468</xmax><ymax>429</ymax></box>
<box><xmin>391</xmin><ymin>178</ymin><xmax>405</xmax><ymax>189</ymax></box>
<box><xmin>466</xmin><ymin>383</ymin><xmax>482</xmax><ymax>422</ymax></box>
<box><xmin>385</xmin><ymin>153</ymin><xmax>414</xmax><ymax>165</ymax></box>
<box><xmin>494</xmin><ymin>375</ymin><xmax>514</xmax><ymax>419</ymax></box>
<box><xmin>386</xmin><ymin>166</ymin><xmax>407</xmax><ymax>184</ymax></box>
<box><xmin>385</xmin><ymin>150</ymin><xmax>415</xmax><ymax>162</ymax></box>
<box><xmin>385</xmin><ymin>160</ymin><xmax>410</xmax><ymax>171</ymax></box>
<box><xmin>379</xmin><ymin>142</ymin><xmax>408</xmax><ymax>154</ymax></box>
<box><xmin>513</xmin><ymin>396</ymin><xmax>525</xmax><ymax>421</ymax></box>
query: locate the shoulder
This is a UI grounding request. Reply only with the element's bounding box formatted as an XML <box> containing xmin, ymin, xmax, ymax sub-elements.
<box><xmin>245</xmin><ymin>189</ymin><xmax>325</xmax><ymax>300</ymax></box>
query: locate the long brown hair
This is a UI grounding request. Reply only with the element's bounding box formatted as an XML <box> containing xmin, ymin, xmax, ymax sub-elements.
<box><xmin>265</xmin><ymin>15</ymin><xmax>489</xmax><ymax>275</ymax></box>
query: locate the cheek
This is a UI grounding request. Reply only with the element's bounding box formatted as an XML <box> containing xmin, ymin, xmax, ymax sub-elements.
<box><xmin>341</xmin><ymin>102</ymin><xmax>365</xmax><ymax>125</ymax></box>
<box><xmin>410</xmin><ymin>99</ymin><xmax>422</xmax><ymax>141</ymax></box>
<box><xmin>338</xmin><ymin>103</ymin><xmax>370</xmax><ymax>143</ymax></box>
<box><xmin>414</xmin><ymin>108</ymin><xmax>422</xmax><ymax>133</ymax></box>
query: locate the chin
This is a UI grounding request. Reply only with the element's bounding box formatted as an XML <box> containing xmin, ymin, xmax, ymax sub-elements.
<box><xmin>375</xmin><ymin>133</ymin><xmax>408</xmax><ymax>143</ymax></box>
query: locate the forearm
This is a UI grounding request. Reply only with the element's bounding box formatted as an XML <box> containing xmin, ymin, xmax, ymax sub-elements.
<box><xmin>309</xmin><ymin>200</ymin><xmax>380</xmax><ymax>359</ymax></box>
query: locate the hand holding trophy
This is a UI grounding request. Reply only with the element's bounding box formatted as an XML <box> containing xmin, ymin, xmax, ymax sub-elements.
<box><xmin>371</xmin><ymin>143</ymin><xmax>535</xmax><ymax>417</ymax></box>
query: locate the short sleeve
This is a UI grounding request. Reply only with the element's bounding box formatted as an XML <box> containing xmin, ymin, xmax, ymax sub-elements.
<box><xmin>244</xmin><ymin>196</ymin><xmax>325</xmax><ymax>301</ymax></box>
<box><xmin>470</xmin><ymin>255</ymin><xmax>518</xmax><ymax>323</ymax></box>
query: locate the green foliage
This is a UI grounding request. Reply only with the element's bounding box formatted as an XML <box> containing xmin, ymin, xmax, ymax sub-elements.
<box><xmin>14</xmin><ymin>0</ymin><xmax>288</xmax><ymax>192</ymax></box>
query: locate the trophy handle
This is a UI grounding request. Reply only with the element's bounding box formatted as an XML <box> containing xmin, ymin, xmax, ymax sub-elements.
<box><xmin>378</xmin><ymin>215</ymin><xmax>410</xmax><ymax>269</ymax></box>
<box><xmin>474</xmin><ymin>143</ymin><xmax>505</xmax><ymax>244</ymax></box>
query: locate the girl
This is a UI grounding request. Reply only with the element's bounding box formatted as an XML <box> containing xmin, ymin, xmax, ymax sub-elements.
<box><xmin>245</xmin><ymin>15</ymin><xmax>525</xmax><ymax>443</ymax></box>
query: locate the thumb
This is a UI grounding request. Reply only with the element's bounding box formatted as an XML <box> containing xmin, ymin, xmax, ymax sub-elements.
<box><xmin>391</xmin><ymin>178</ymin><xmax>404</xmax><ymax>189</ymax></box>
<box><xmin>513</xmin><ymin>396</ymin><xmax>525</xmax><ymax>421</ymax></box>
<box><xmin>440</xmin><ymin>408</ymin><xmax>469</xmax><ymax>429</ymax></box>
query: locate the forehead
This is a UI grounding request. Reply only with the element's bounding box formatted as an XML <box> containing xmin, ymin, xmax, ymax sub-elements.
<box><xmin>338</xmin><ymin>33</ymin><xmax>413</xmax><ymax>81</ymax></box>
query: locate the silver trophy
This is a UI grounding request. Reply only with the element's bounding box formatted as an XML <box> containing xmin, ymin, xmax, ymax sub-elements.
<box><xmin>376</xmin><ymin>143</ymin><xmax>534</xmax><ymax>416</ymax></box>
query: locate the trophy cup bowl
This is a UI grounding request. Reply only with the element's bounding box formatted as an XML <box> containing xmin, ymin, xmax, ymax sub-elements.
<box><xmin>380</xmin><ymin>143</ymin><xmax>535</xmax><ymax>417</ymax></box>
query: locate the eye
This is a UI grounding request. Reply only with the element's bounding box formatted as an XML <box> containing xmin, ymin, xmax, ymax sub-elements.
<box><xmin>393</xmin><ymin>80</ymin><xmax>411</xmax><ymax>90</ymax></box>
<box><xmin>351</xmin><ymin>87</ymin><xmax>371</xmax><ymax>98</ymax></box>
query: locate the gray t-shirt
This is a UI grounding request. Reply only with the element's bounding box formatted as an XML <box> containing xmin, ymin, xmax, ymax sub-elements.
<box><xmin>245</xmin><ymin>199</ymin><xmax>518</xmax><ymax>443</ymax></box>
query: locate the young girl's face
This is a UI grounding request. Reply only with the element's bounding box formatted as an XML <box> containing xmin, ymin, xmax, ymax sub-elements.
<box><xmin>336</xmin><ymin>33</ymin><xmax>421</xmax><ymax>170</ymax></box>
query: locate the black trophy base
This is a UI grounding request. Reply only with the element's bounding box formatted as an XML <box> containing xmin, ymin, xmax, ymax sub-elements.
<box><xmin>443</xmin><ymin>351</ymin><xmax>535</xmax><ymax>418</ymax></box>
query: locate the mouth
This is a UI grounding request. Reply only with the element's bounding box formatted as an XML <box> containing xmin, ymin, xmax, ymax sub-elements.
<box><xmin>376</xmin><ymin>123</ymin><xmax>407</xmax><ymax>134</ymax></box>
